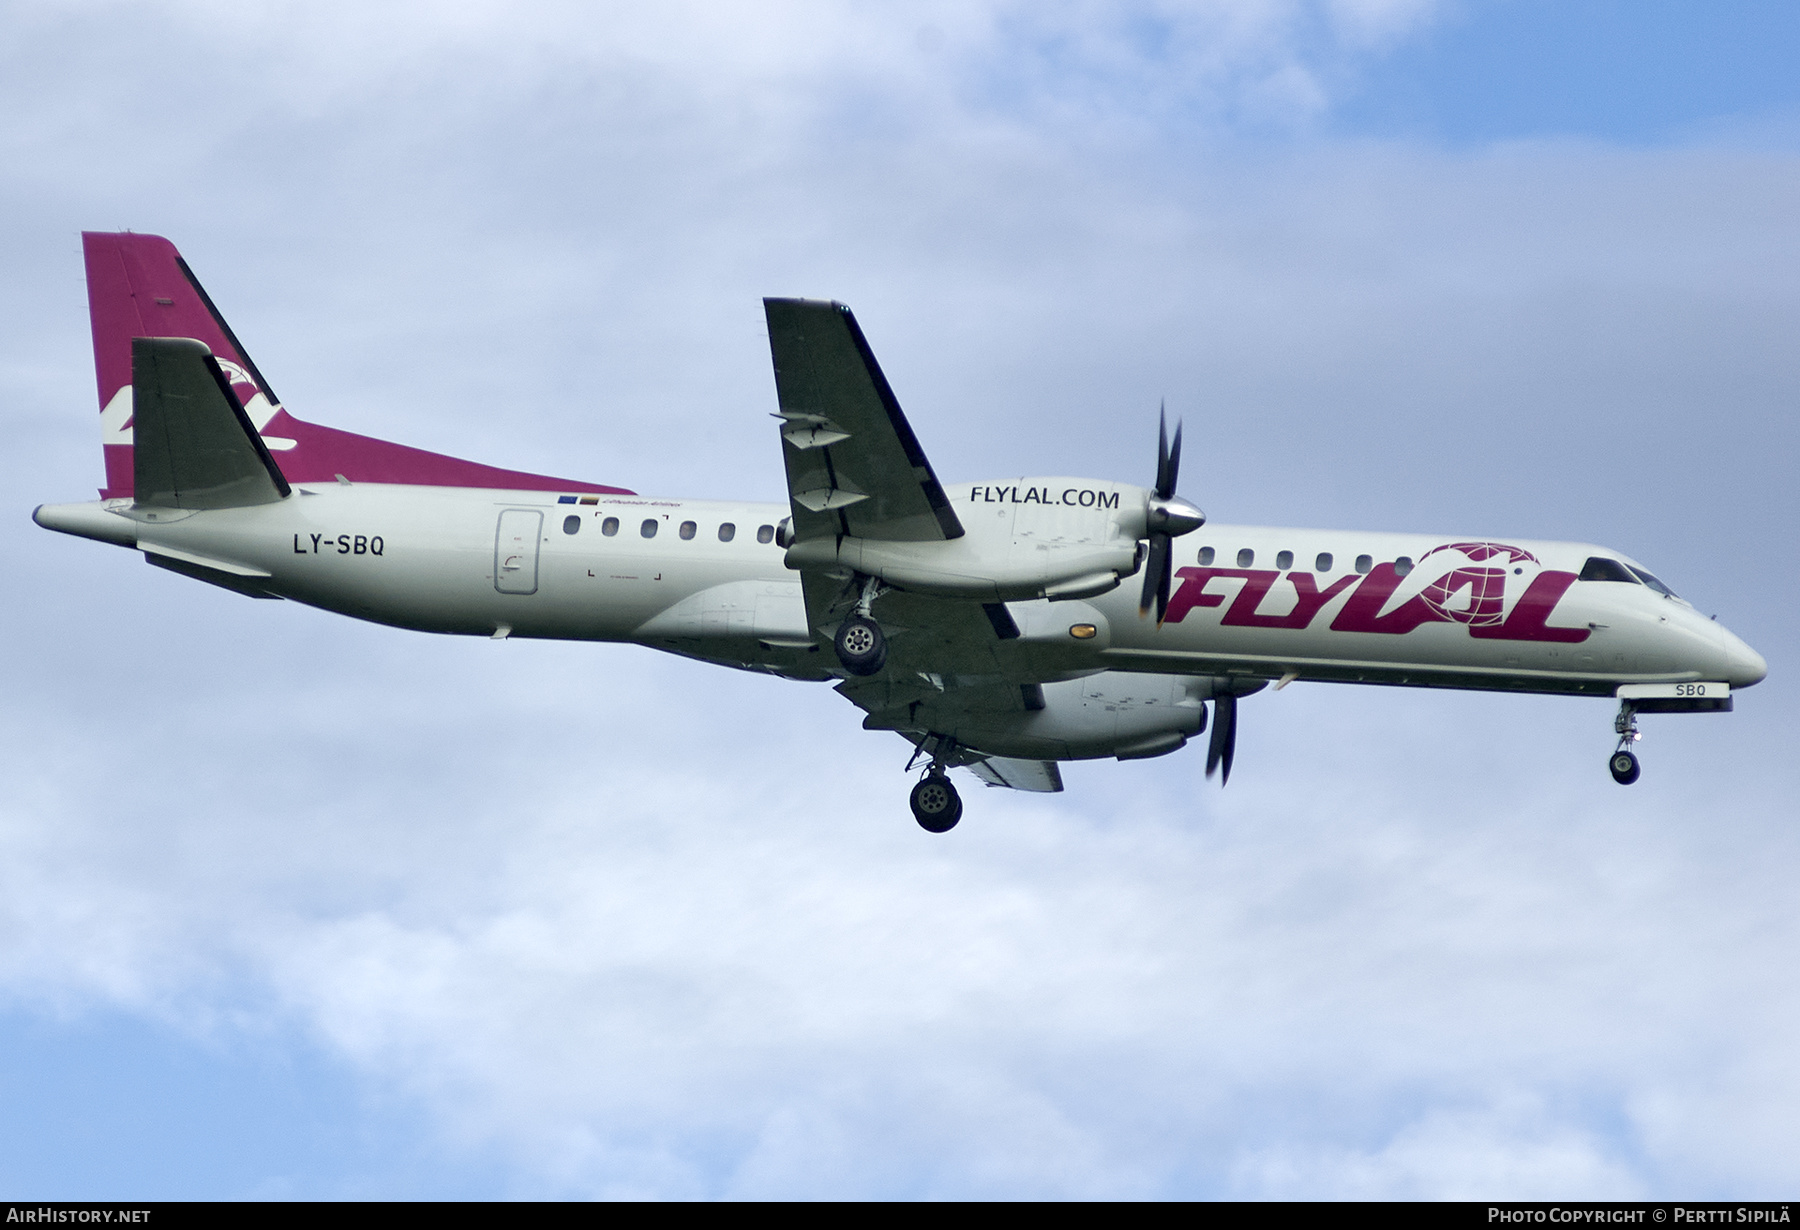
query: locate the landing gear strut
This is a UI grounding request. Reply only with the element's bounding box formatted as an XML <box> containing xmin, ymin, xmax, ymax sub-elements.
<box><xmin>833</xmin><ymin>576</ymin><xmax>889</xmax><ymax>676</ymax></box>
<box><xmin>1610</xmin><ymin>701</ymin><xmax>1642</xmax><ymax>785</ymax></box>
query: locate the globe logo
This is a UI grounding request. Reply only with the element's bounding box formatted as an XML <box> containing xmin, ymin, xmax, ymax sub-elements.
<box><xmin>1414</xmin><ymin>542</ymin><xmax>1539</xmax><ymax>628</ymax></box>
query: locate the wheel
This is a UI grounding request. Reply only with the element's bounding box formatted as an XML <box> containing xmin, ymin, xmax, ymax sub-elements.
<box><xmin>909</xmin><ymin>773</ymin><xmax>962</xmax><ymax>832</ymax></box>
<box><xmin>1609</xmin><ymin>750</ymin><xmax>1641</xmax><ymax>785</ymax></box>
<box><xmin>834</xmin><ymin>614</ymin><xmax>887</xmax><ymax>676</ymax></box>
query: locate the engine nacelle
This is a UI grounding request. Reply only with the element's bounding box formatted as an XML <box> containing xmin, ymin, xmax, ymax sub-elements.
<box><xmin>866</xmin><ymin>671</ymin><xmax>1246</xmax><ymax>762</ymax></box>
<box><xmin>785</xmin><ymin>477</ymin><xmax>1149</xmax><ymax>602</ymax></box>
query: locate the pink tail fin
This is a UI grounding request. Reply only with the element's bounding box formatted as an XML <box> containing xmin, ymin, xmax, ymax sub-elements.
<box><xmin>82</xmin><ymin>232</ymin><xmax>632</xmax><ymax>499</ymax></box>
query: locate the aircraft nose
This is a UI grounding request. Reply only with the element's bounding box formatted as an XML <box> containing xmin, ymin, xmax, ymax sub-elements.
<box><xmin>1730</xmin><ymin>640</ymin><xmax>1768</xmax><ymax>688</ymax></box>
<box><xmin>1716</xmin><ymin>624</ymin><xmax>1768</xmax><ymax>688</ymax></box>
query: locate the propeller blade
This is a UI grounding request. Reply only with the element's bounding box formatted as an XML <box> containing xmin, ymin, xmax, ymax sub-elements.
<box><xmin>1154</xmin><ymin>403</ymin><xmax>1181</xmax><ymax>499</ymax></box>
<box><xmin>1220</xmin><ymin>694</ymin><xmax>1237</xmax><ymax>785</ymax></box>
<box><xmin>1139</xmin><ymin>532</ymin><xmax>1170</xmax><ymax>618</ymax></box>
<box><xmin>1206</xmin><ymin>693</ymin><xmax>1237</xmax><ymax>782</ymax></box>
<box><xmin>1143</xmin><ymin>403</ymin><xmax>1191</xmax><ymax>620</ymax></box>
<box><xmin>1155</xmin><ymin>540</ymin><xmax>1173</xmax><ymax>624</ymax></box>
<box><xmin>1164</xmin><ymin>419</ymin><xmax>1182</xmax><ymax>500</ymax></box>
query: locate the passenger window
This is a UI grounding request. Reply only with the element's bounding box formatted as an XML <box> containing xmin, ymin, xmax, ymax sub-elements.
<box><xmin>718</xmin><ymin>522</ymin><xmax>736</xmax><ymax>542</ymax></box>
<box><xmin>1627</xmin><ymin>565</ymin><xmax>1677</xmax><ymax>597</ymax></box>
<box><xmin>679</xmin><ymin>521</ymin><xmax>696</xmax><ymax>540</ymax></box>
<box><xmin>1316</xmin><ymin>552</ymin><xmax>1333</xmax><ymax>572</ymax></box>
<box><xmin>757</xmin><ymin>524</ymin><xmax>775</xmax><ymax>544</ymax></box>
<box><xmin>1237</xmin><ymin>548</ymin><xmax>1255</xmax><ymax>568</ymax></box>
<box><xmin>601</xmin><ymin>517</ymin><xmax>619</xmax><ymax>536</ymax></box>
<box><xmin>1276</xmin><ymin>550</ymin><xmax>1293</xmax><ymax>570</ymax></box>
<box><xmin>1355</xmin><ymin>554</ymin><xmax>1372</xmax><ymax>574</ymax></box>
<box><xmin>1580</xmin><ymin>557</ymin><xmax>1639</xmax><ymax>583</ymax></box>
<box><xmin>641</xmin><ymin>519</ymin><xmax>658</xmax><ymax>538</ymax></box>
<box><xmin>1197</xmin><ymin>546</ymin><xmax>1215</xmax><ymax>566</ymax></box>
<box><xmin>562</xmin><ymin>515</ymin><xmax>580</xmax><ymax>536</ymax></box>
<box><xmin>1394</xmin><ymin>556</ymin><xmax>1413</xmax><ymax>577</ymax></box>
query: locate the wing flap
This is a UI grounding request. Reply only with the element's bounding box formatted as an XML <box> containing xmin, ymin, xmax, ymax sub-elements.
<box><xmin>967</xmin><ymin>756</ymin><xmax>1064</xmax><ymax>793</ymax></box>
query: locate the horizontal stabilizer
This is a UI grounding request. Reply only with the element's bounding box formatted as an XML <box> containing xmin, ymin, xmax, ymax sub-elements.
<box><xmin>133</xmin><ymin>337</ymin><xmax>290</xmax><ymax>509</ymax></box>
<box><xmin>143</xmin><ymin>547</ymin><xmax>279</xmax><ymax>599</ymax></box>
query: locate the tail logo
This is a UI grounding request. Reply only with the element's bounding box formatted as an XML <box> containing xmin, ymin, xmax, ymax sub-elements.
<box><xmin>214</xmin><ymin>358</ymin><xmax>259</xmax><ymax>395</ymax></box>
<box><xmin>100</xmin><ymin>354</ymin><xmax>284</xmax><ymax>449</ymax></box>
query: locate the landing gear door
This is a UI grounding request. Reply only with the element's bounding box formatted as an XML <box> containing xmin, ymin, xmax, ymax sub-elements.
<box><xmin>495</xmin><ymin>509</ymin><xmax>543</xmax><ymax>595</ymax></box>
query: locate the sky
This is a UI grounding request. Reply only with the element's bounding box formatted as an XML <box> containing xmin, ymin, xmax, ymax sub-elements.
<box><xmin>1</xmin><ymin>0</ymin><xmax>1797</xmax><ymax>1200</ymax></box>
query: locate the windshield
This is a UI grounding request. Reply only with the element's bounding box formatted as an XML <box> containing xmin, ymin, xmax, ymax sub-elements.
<box><xmin>1626</xmin><ymin>565</ymin><xmax>1677</xmax><ymax>598</ymax></box>
<box><xmin>1579</xmin><ymin>556</ymin><xmax>1639</xmax><ymax>583</ymax></box>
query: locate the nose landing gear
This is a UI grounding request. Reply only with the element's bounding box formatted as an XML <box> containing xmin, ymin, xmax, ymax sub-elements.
<box><xmin>1610</xmin><ymin>701</ymin><xmax>1642</xmax><ymax>785</ymax></box>
<box><xmin>1609</xmin><ymin>750</ymin><xmax>1641</xmax><ymax>785</ymax></box>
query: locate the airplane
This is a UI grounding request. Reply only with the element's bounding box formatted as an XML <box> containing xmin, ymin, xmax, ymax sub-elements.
<box><xmin>34</xmin><ymin>233</ymin><xmax>1769</xmax><ymax>832</ymax></box>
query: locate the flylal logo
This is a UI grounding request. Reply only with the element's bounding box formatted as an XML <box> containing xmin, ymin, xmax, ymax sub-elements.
<box><xmin>1163</xmin><ymin>541</ymin><xmax>1589</xmax><ymax>643</ymax></box>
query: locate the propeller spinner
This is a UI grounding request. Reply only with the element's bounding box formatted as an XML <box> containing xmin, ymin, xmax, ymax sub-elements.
<box><xmin>1138</xmin><ymin>405</ymin><xmax>1206</xmax><ymax>624</ymax></box>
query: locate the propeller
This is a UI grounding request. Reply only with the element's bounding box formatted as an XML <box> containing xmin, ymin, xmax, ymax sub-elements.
<box><xmin>1205</xmin><ymin>692</ymin><xmax>1237</xmax><ymax>785</ymax></box>
<box><xmin>1138</xmin><ymin>403</ymin><xmax>1206</xmax><ymax>623</ymax></box>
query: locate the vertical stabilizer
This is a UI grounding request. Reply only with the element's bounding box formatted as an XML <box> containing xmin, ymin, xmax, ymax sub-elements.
<box><xmin>80</xmin><ymin>232</ymin><xmax>634</xmax><ymax>498</ymax></box>
<box><xmin>85</xmin><ymin>232</ymin><xmax>280</xmax><ymax>499</ymax></box>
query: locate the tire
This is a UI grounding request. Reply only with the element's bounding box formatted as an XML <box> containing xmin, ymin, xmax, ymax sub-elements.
<box><xmin>1609</xmin><ymin>750</ymin><xmax>1641</xmax><ymax>785</ymax></box>
<box><xmin>834</xmin><ymin>615</ymin><xmax>888</xmax><ymax>676</ymax></box>
<box><xmin>910</xmin><ymin>774</ymin><xmax>962</xmax><ymax>833</ymax></box>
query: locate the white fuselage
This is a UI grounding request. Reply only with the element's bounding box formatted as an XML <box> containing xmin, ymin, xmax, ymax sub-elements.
<box><xmin>36</xmin><ymin>476</ymin><xmax>1768</xmax><ymax>711</ymax></box>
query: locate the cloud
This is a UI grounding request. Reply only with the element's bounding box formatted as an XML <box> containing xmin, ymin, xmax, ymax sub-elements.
<box><xmin>10</xmin><ymin>0</ymin><xmax>1446</xmax><ymax>144</ymax></box>
<box><xmin>2</xmin><ymin>0</ymin><xmax>1798</xmax><ymax>1200</ymax></box>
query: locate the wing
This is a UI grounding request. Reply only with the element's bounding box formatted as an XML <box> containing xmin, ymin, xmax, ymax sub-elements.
<box><xmin>763</xmin><ymin>299</ymin><xmax>1060</xmax><ymax>791</ymax></box>
<box><xmin>762</xmin><ymin>298</ymin><xmax>964</xmax><ymax>545</ymax></box>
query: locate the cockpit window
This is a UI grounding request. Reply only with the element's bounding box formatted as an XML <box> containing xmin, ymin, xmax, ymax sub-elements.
<box><xmin>1579</xmin><ymin>557</ymin><xmax>1638</xmax><ymax>583</ymax></box>
<box><xmin>1627</xmin><ymin>565</ymin><xmax>1677</xmax><ymax>597</ymax></box>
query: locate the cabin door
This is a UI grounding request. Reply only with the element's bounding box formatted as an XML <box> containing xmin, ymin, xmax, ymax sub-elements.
<box><xmin>494</xmin><ymin>510</ymin><xmax>543</xmax><ymax>595</ymax></box>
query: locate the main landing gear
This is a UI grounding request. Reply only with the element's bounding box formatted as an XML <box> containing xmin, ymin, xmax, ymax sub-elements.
<box><xmin>909</xmin><ymin>769</ymin><xmax>963</xmax><ymax>833</ymax></box>
<box><xmin>906</xmin><ymin>734</ymin><xmax>963</xmax><ymax>832</ymax></box>
<box><xmin>1610</xmin><ymin>700</ymin><xmax>1643</xmax><ymax>785</ymax></box>
<box><xmin>833</xmin><ymin>576</ymin><xmax>888</xmax><ymax>676</ymax></box>
<box><xmin>834</xmin><ymin>615</ymin><xmax>887</xmax><ymax>676</ymax></box>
